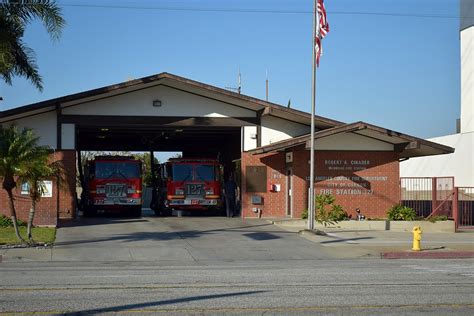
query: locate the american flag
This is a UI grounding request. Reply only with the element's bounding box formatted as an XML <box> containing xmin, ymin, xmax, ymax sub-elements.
<box><xmin>315</xmin><ymin>0</ymin><xmax>329</xmax><ymax>67</ymax></box>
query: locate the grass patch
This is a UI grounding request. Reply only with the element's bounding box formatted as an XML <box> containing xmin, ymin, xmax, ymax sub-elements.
<box><xmin>0</xmin><ymin>227</ymin><xmax>56</xmax><ymax>245</ymax></box>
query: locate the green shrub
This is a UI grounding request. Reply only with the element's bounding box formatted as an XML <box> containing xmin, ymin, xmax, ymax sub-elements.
<box><xmin>329</xmin><ymin>204</ymin><xmax>349</xmax><ymax>221</ymax></box>
<box><xmin>0</xmin><ymin>214</ymin><xmax>27</xmax><ymax>227</ymax></box>
<box><xmin>315</xmin><ymin>194</ymin><xmax>347</xmax><ymax>226</ymax></box>
<box><xmin>301</xmin><ymin>195</ymin><xmax>347</xmax><ymax>225</ymax></box>
<box><xmin>428</xmin><ymin>215</ymin><xmax>448</xmax><ymax>223</ymax></box>
<box><xmin>387</xmin><ymin>204</ymin><xmax>416</xmax><ymax>221</ymax></box>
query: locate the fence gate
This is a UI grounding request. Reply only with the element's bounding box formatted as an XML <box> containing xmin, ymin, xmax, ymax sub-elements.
<box><xmin>401</xmin><ymin>177</ymin><xmax>474</xmax><ymax>230</ymax></box>
<box><xmin>400</xmin><ymin>177</ymin><xmax>454</xmax><ymax>219</ymax></box>
<box><xmin>457</xmin><ymin>187</ymin><xmax>474</xmax><ymax>229</ymax></box>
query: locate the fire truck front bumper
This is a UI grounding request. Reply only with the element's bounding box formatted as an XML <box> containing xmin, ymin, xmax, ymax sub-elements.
<box><xmin>94</xmin><ymin>198</ymin><xmax>142</xmax><ymax>206</ymax></box>
<box><xmin>169</xmin><ymin>199</ymin><xmax>218</xmax><ymax>206</ymax></box>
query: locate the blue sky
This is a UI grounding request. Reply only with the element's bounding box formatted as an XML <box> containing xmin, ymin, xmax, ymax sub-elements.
<box><xmin>0</xmin><ymin>0</ymin><xmax>461</xmax><ymax>138</ymax></box>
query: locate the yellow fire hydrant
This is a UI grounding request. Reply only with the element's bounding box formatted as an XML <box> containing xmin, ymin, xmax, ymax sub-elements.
<box><xmin>412</xmin><ymin>226</ymin><xmax>422</xmax><ymax>251</ymax></box>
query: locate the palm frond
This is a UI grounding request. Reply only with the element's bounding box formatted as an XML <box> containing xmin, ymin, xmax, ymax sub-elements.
<box><xmin>0</xmin><ymin>0</ymin><xmax>64</xmax><ymax>90</ymax></box>
<box><xmin>0</xmin><ymin>1</ymin><xmax>65</xmax><ymax>40</ymax></box>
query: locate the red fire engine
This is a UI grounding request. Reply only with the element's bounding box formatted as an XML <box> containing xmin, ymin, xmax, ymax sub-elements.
<box><xmin>83</xmin><ymin>156</ymin><xmax>143</xmax><ymax>217</ymax></box>
<box><xmin>152</xmin><ymin>158</ymin><xmax>224</xmax><ymax>214</ymax></box>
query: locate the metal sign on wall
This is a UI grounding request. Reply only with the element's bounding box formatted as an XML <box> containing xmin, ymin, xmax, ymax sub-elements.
<box><xmin>20</xmin><ymin>181</ymin><xmax>53</xmax><ymax>198</ymax></box>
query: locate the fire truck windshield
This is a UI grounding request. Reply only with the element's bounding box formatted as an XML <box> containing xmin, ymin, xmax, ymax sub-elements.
<box><xmin>169</xmin><ymin>164</ymin><xmax>216</xmax><ymax>181</ymax></box>
<box><xmin>195</xmin><ymin>165</ymin><xmax>215</xmax><ymax>181</ymax></box>
<box><xmin>95</xmin><ymin>162</ymin><xmax>140</xmax><ymax>179</ymax></box>
<box><xmin>171</xmin><ymin>164</ymin><xmax>193</xmax><ymax>181</ymax></box>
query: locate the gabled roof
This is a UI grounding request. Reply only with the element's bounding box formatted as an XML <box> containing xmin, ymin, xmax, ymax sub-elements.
<box><xmin>248</xmin><ymin>121</ymin><xmax>455</xmax><ymax>159</ymax></box>
<box><xmin>0</xmin><ymin>72</ymin><xmax>343</xmax><ymax>129</ymax></box>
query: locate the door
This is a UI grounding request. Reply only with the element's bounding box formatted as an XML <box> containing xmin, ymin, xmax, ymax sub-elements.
<box><xmin>286</xmin><ymin>168</ymin><xmax>293</xmax><ymax>217</ymax></box>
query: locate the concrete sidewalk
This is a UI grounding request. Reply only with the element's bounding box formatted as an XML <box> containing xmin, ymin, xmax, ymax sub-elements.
<box><xmin>273</xmin><ymin>220</ymin><xmax>474</xmax><ymax>259</ymax></box>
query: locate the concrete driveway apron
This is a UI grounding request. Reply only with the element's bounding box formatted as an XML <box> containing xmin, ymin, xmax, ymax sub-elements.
<box><xmin>48</xmin><ymin>211</ymin><xmax>332</xmax><ymax>263</ymax></box>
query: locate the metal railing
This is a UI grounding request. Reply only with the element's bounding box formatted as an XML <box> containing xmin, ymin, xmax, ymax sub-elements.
<box><xmin>457</xmin><ymin>187</ymin><xmax>474</xmax><ymax>228</ymax></box>
<box><xmin>400</xmin><ymin>178</ymin><xmax>474</xmax><ymax>230</ymax></box>
<box><xmin>400</xmin><ymin>177</ymin><xmax>454</xmax><ymax>219</ymax></box>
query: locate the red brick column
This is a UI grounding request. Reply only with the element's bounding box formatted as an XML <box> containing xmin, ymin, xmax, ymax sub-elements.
<box><xmin>56</xmin><ymin>150</ymin><xmax>76</xmax><ymax>220</ymax></box>
<box><xmin>241</xmin><ymin>145</ymin><xmax>309</xmax><ymax>219</ymax></box>
<box><xmin>292</xmin><ymin>149</ymin><xmax>310</xmax><ymax>218</ymax></box>
<box><xmin>241</xmin><ymin>151</ymin><xmax>284</xmax><ymax>218</ymax></box>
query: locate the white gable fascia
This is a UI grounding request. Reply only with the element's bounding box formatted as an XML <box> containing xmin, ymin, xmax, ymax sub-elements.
<box><xmin>261</xmin><ymin>116</ymin><xmax>310</xmax><ymax>146</ymax></box>
<box><xmin>6</xmin><ymin>111</ymin><xmax>57</xmax><ymax>148</ymax></box>
<box><xmin>61</xmin><ymin>85</ymin><xmax>256</xmax><ymax>118</ymax></box>
<box><xmin>315</xmin><ymin>132</ymin><xmax>394</xmax><ymax>151</ymax></box>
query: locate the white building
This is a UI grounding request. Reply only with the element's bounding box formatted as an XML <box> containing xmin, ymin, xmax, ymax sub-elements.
<box><xmin>400</xmin><ymin>0</ymin><xmax>474</xmax><ymax>187</ymax></box>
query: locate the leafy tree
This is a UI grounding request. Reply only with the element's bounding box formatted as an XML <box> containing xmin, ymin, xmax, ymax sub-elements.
<box><xmin>19</xmin><ymin>152</ymin><xmax>63</xmax><ymax>243</ymax></box>
<box><xmin>0</xmin><ymin>125</ymin><xmax>50</xmax><ymax>243</ymax></box>
<box><xmin>0</xmin><ymin>0</ymin><xmax>65</xmax><ymax>90</ymax></box>
<box><xmin>132</xmin><ymin>152</ymin><xmax>159</xmax><ymax>187</ymax></box>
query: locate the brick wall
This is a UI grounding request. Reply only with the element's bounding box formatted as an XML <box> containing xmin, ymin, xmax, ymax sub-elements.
<box><xmin>57</xmin><ymin>150</ymin><xmax>77</xmax><ymax>220</ymax></box>
<box><xmin>0</xmin><ymin>150</ymin><xmax>76</xmax><ymax>226</ymax></box>
<box><xmin>241</xmin><ymin>148</ymin><xmax>400</xmax><ymax>219</ymax></box>
<box><xmin>241</xmin><ymin>150</ymin><xmax>286</xmax><ymax>218</ymax></box>
<box><xmin>315</xmin><ymin>151</ymin><xmax>400</xmax><ymax>219</ymax></box>
<box><xmin>241</xmin><ymin>145</ymin><xmax>308</xmax><ymax>219</ymax></box>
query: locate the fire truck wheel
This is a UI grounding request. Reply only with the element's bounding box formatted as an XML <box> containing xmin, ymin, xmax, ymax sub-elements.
<box><xmin>83</xmin><ymin>206</ymin><xmax>97</xmax><ymax>217</ymax></box>
<box><xmin>130</xmin><ymin>206</ymin><xmax>142</xmax><ymax>217</ymax></box>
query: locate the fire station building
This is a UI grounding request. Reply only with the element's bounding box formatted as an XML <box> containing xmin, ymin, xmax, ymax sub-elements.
<box><xmin>0</xmin><ymin>73</ymin><xmax>453</xmax><ymax>226</ymax></box>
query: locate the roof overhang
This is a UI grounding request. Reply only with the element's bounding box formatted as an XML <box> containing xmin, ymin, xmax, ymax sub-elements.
<box><xmin>248</xmin><ymin>121</ymin><xmax>455</xmax><ymax>159</ymax></box>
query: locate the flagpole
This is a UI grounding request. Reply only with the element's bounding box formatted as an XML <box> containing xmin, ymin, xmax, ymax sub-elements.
<box><xmin>308</xmin><ymin>0</ymin><xmax>317</xmax><ymax>230</ymax></box>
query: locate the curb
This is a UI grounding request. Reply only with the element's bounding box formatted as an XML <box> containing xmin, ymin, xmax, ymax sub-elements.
<box><xmin>381</xmin><ymin>251</ymin><xmax>474</xmax><ymax>259</ymax></box>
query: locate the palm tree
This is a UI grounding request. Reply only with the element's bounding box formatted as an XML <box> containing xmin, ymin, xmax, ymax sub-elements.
<box><xmin>19</xmin><ymin>152</ymin><xmax>63</xmax><ymax>244</ymax></box>
<box><xmin>0</xmin><ymin>0</ymin><xmax>65</xmax><ymax>91</ymax></box>
<box><xmin>0</xmin><ymin>124</ymin><xmax>49</xmax><ymax>243</ymax></box>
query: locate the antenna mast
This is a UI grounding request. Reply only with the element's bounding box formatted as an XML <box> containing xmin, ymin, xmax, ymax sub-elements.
<box><xmin>265</xmin><ymin>69</ymin><xmax>269</xmax><ymax>101</ymax></box>
<box><xmin>225</xmin><ymin>68</ymin><xmax>242</xmax><ymax>94</ymax></box>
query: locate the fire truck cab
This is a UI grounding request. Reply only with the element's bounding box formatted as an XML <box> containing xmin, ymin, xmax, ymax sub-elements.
<box><xmin>152</xmin><ymin>158</ymin><xmax>224</xmax><ymax>215</ymax></box>
<box><xmin>82</xmin><ymin>156</ymin><xmax>143</xmax><ymax>217</ymax></box>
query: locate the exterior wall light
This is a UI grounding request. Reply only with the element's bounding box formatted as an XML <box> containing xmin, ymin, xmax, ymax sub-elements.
<box><xmin>152</xmin><ymin>100</ymin><xmax>162</xmax><ymax>107</ymax></box>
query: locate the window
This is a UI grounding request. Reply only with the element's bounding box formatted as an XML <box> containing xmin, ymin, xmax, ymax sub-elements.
<box><xmin>172</xmin><ymin>164</ymin><xmax>193</xmax><ymax>181</ymax></box>
<box><xmin>95</xmin><ymin>162</ymin><xmax>140</xmax><ymax>179</ymax></box>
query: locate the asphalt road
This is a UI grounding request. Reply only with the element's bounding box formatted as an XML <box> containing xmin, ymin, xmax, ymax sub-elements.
<box><xmin>1</xmin><ymin>212</ymin><xmax>473</xmax><ymax>315</ymax></box>
<box><xmin>1</xmin><ymin>259</ymin><xmax>473</xmax><ymax>315</ymax></box>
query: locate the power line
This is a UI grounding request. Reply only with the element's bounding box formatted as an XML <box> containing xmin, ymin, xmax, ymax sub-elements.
<box><xmin>9</xmin><ymin>2</ymin><xmax>473</xmax><ymax>19</ymax></box>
